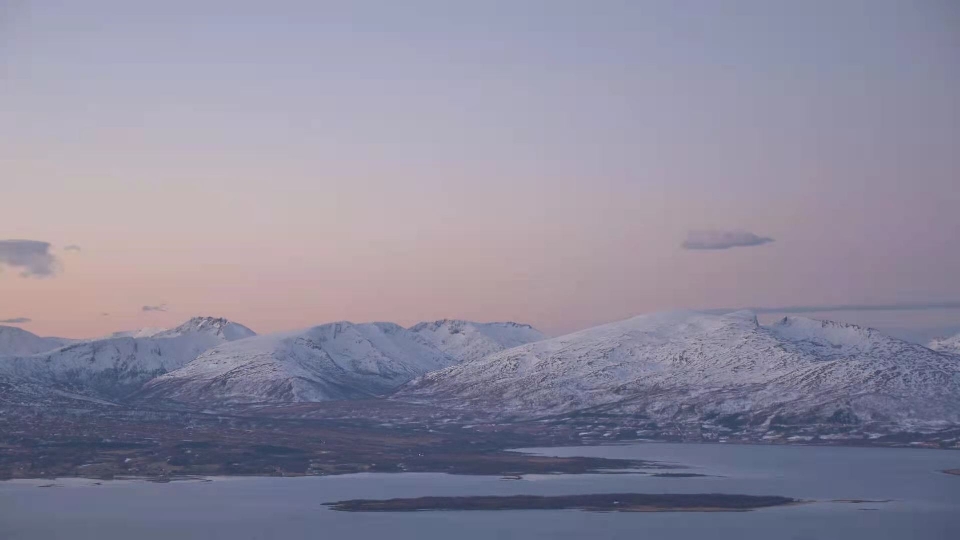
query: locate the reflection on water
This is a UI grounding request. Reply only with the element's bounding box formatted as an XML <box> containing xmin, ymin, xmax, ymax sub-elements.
<box><xmin>1</xmin><ymin>442</ymin><xmax>958</xmax><ymax>540</ymax></box>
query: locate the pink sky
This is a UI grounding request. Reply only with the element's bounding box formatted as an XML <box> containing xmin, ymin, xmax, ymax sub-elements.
<box><xmin>2</xmin><ymin>2</ymin><xmax>958</xmax><ymax>339</ymax></box>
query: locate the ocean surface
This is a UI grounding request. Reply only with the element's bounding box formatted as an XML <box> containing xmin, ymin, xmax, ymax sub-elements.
<box><xmin>1</xmin><ymin>442</ymin><xmax>958</xmax><ymax>539</ymax></box>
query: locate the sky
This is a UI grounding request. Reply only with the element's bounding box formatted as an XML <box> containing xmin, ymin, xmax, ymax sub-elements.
<box><xmin>1</xmin><ymin>1</ymin><xmax>959</xmax><ymax>339</ymax></box>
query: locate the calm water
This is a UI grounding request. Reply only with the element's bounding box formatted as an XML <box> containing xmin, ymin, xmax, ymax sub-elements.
<box><xmin>1</xmin><ymin>443</ymin><xmax>958</xmax><ymax>539</ymax></box>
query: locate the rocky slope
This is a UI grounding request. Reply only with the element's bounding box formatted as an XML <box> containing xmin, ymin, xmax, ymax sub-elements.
<box><xmin>0</xmin><ymin>317</ymin><xmax>255</xmax><ymax>400</ymax></box>
<box><xmin>138</xmin><ymin>322</ymin><xmax>456</xmax><ymax>404</ymax></box>
<box><xmin>409</xmin><ymin>319</ymin><xmax>546</xmax><ymax>364</ymax></box>
<box><xmin>397</xmin><ymin>311</ymin><xmax>960</xmax><ymax>436</ymax></box>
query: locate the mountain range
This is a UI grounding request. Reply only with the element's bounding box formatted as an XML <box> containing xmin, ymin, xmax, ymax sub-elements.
<box><xmin>0</xmin><ymin>317</ymin><xmax>255</xmax><ymax>399</ymax></box>
<box><xmin>0</xmin><ymin>318</ymin><xmax>544</xmax><ymax>405</ymax></box>
<box><xmin>399</xmin><ymin>311</ymin><xmax>960</xmax><ymax>435</ymax></box>
<box><xmin>138</xmin><ymin>319</ymin><xmax>544</xmax><ymax>405</ymax></box>
<box><xmin>2</xmin><ymin>312</ymin><xmax>959</xmax><ymax>440</ymax></box>
<box><xmin>140</xmin><ymin>322</ymin><xmax>452</xmax><ymax>404</ymax></box>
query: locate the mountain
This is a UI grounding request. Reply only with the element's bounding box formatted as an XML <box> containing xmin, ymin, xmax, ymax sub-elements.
<box><xmin>0</xmin><ymin>317</ymin><xmax>255</xmax><ymax>400</ymax></box>
<box><xmin>929</xmin><ymin>333</ymin><xmax>960</xmax><ymax>356</ymax></box>
<box><xmin>0</xmin><ymin>326</ymin><xmax>74</xmax><ymax>357</ymax></box>
<box><xmin>152</xmin><ymin>317</ymin><xmax>256</xmax><ymax>341</ymax></box>
<box><xmin>397</xmin><ymin>311</ymin><xmax>960</xmax><ymax>436</ymax></box>
<box><xmin>109</xmin><ymin>327</ymin><xmax>167</xmax><ymax>339</ymax></box>
<box><xmin>138</xmin><ymin>322</ymin><xmax>457</xmax><ymax>405</ymax></box>
<box><xmin>408</xmin><ymin>319</ymin><xmax>545</xmax><ymax>364</ymax></box>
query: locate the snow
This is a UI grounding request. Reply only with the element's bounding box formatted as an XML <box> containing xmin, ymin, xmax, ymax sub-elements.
<box><xmin>140</xmin><ymin>319</ymin><xmax>545</xmax><ymax>405</ymax></box>
<box><xmin>155</xmin><ymin>317</ymin><xmax>256</xmax><ymax>341</ymax></box>
<box><xmin>929</xmin><ymin>333</ymin><xmax>960</xmax><ymax>356</ymax></box>
<box><xmin>0</xmin><ymin>317</ymin><xmax>256</xmax><ymax>399</ymax></box>
<box><xmin>408</xmin><ymin>319</ymin><xmax>546</xmax><ymax>364</ymax></box>
<box><xmin>7</xmin><ymin>309</ymin><xmax>959</xmax><ymax>440</ymax></box>
<box><xmin>0</xmin><ymin>326</ymin><xmax>75</xmax><ymax>357</ymax></box>
<box><xmin>398</xmin><ymin>311</ymin><xmax>960</xmax><ymax>430</ymax></box>
<box><xmin>108</xmin><ymin>327</ymin><xmax>167</xmax><ymax>339</ymax></box>
<box><xmin>140</xmin><ymin>321</ymin><xmax>455</xmax><ymax>404</ymax></box>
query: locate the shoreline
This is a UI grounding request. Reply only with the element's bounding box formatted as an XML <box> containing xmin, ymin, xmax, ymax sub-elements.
<box><xmin>4</xmin><ymin>436</ymin><xmax>957</xmax><ymax>483</ymax></box>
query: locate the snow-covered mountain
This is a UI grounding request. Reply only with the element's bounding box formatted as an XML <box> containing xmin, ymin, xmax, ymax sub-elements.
<box><xmin>138</xmin><ymin>322</ymin><xmax>457</xmax><ymax>405</ymax></box>
<box><xmin>0</xmin><ymin>317</ymin><xmax>255</xmax><ymax>399</ymax></box>
<box><xmin>0</xmin><ymin>326</ymin><xmax>74</xmax><ymax>357</ymax></box>
<box><xmin>152</xmin><ymin>317</ymin><xmax>256</xmax><ymax>341</ymax></box>
<box><xmin>929</xmin><ymin>333</ymin><xmax>960</xmax><ymax>356</ymax></box>
<box><xmin>397</xmin><ymin>311</ymin><xmax>960</xmax><ymax>434</ymax></box>
<box><xmin>108</xmin><ymin>327</ymin><xmax>167</xmax><ymax>339</ymax></box>
<box><xmin>408</xmin><ymin>319</ymin><xmax>545</xmax><ymax>364</ymax></box>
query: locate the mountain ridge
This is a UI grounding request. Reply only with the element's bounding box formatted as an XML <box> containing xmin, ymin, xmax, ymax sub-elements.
<box><xmin>396</xmin><ymin>311</ymin><xmax>960</xmax><ymax>436</ymax></box>
<box><xmin>929</xmin><ymin>332</ymin><xmax>960</xmax><ymax>356</ymax></box>
<box><xmin>137</xmin><ymin>319</ymin><xmax>547</xmax><ymax>406</ymax></box>
<box><xmin>0</xmin><ymin>325</ymin><xmax>75</xmax><ymax>357</ymax></box>
<box><xmin>0</xmin><ymin>316</ymin><xmax>256</xmax><ymax>400</ymax></box>
<box><xmin>408</xmin><ymin>319</ymin><xmax>546</xmax><ymax>364</ymax></box>
<box><xmin>138</xmin><ymin>321</ymin><xmax>457</xmax><ymax>404</ymax></box>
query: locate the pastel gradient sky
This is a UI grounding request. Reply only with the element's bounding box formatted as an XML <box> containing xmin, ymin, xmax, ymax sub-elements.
<box><xmin>2</xmin><ymin>1</ymin><xmax>959</xmax><ymax>339</ymax></box>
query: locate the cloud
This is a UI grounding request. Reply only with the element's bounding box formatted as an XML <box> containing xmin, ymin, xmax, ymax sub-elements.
<box><xmin>142</xmin><ymin>304</ymin><xmax>168</xmax><ymax>312</ymax></box>
<box><xmin>682</xmin><ymin>230</ymin><xmax>774</xmax><ymax>250</ymax></box>
<box><xmin>101</xmin><ymin>312</ymin><xmax>111</xmax><ymax>316</ymax></box>
<box><xmin>0</xmin><ymin>317</ymin><xmax>31</xmax><ymax>324</ymax></box>
<box><xmin>0</xmin><ymin>239</ymin><xmax>61</xmax><ymax>277</ymax></box>
<box><xmin>63</xmin><ymin>245</ymin><xmax>82</xmax><ymax>252</ymax></box>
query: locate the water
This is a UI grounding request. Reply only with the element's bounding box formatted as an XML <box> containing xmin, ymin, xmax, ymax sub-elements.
<box><xmin>1</xmin><ymin>443</ymin><xmax>957</xmax><ymax>539</ymax></box>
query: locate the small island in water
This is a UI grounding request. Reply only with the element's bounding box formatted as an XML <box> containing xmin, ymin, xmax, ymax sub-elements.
<box><xmin>325</xmin><ymin>493</ymin><xmax>800</xmax><ymax>513</ymax></box>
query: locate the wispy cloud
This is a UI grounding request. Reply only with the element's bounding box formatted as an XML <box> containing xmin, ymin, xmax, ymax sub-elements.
<box><xmin>0</xmin><ymin>239</ymin><xmax>61</xmax><ymax>277</ymax></box>
<box><xmin>63</xmin><ymin>244</ymin><xmax>82</xmax><ymax>252</ymax></box>
<box><xmin>0</xmin><ymin>317</ymin><xmax>31</xmax><ymax>324</ymax></box>
<box><xmin>142</xmin><ymin>304</ymin><xmax>168</xmax><ymax>312</ymax></box>
<box><xmin>682</xmin><ymin>230</ymin><xmax>774</xmax><ymax>250</ymax></box>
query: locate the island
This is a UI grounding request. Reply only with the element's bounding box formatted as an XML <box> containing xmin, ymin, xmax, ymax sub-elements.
<box><xmin>325</xmin><ymin>493</ymin><xmax>800</xmax><ymax>513</ymax></box>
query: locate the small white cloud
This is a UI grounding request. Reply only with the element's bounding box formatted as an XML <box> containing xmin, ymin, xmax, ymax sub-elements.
<box><xmin>142</xmin><ymin>304</ymin><xmax>168</xmax><ymax>312</ymax></box>
<box><xmin>0</xmin><ymin>317</ymin><xmax>31</xmax><ymax>324</ymax></box>
<box><xmin>64</xmin><ymin>245</ymin><xmax>82</xmax><ymax>252</ymax></box>
<box><xmin>682</xmin><ymin>230</ymin><xmax>774</xmax><ymax>250</ymax></box>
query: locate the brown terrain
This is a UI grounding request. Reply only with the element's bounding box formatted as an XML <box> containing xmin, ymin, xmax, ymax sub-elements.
<box><xmin>0</xmin><ymin>399</ymin><xmax>662</xmax><ymax>481</ymax></box>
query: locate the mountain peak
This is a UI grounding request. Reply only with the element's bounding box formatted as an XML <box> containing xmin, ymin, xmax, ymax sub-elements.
<box><xmin>159</xmin><ymin>317</ymin><xmax>256</xmax><ymax>340</ymax></box>
<box><xmin>0</xmin><ymin>326</ymin><xmax>74</xmax><ymax>356</ymax></box>
<box><xmin>409</xmin><ymin>319</ymin><xmax>545</xmax><ymax>364</ymax></box>
<box><xmin>0</xmin><ymin>325</ymin><xmax>36</xmax><ymax>338</ymax></box>
<box><xmin>929</xmin><ymin>332</ymin><xmax>960</xmax><ymax>355</ymax></box>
